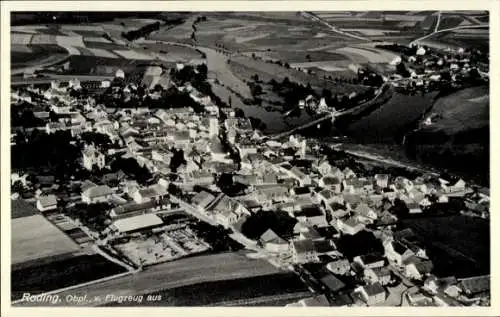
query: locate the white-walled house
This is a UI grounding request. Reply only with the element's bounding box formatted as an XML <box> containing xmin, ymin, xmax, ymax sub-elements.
<box><xmin>82</xmin><ymin>185</ymin><xmax>114</xmax><ymax>204</ymax></box>
<box><xmin>36</xmin><ymin>195</ymin><xmax>58</xmax><ymax>212</ymax></box>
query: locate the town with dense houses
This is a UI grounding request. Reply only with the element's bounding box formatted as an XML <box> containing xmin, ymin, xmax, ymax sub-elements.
<box><xmin>11</xmin><ymin>56</ymin><xmax>490</xmax><ymax>307</ymax></box>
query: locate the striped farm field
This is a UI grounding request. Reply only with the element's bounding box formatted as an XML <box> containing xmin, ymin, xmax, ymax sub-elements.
<box><xmin>61</xmin><ymin>45</ymin><xmax>81</xmax><ymax>55</ymax></box>
<box><xmin>84</xmin><ymin>36</ymin><xmax>113</xmax><ymax>43</ymax></box>
<box><xmin>30</xmin><ymin>34</ymin><xmax>58</xmax><ymax>45</ymax></box>
<box><xmin>289</xmin><ymin>60</ymin><xmax>350</xmax><ymax>72</ymax></box>
<box><xmin>55</xmin><ymin>35</ymin><xmax>86</xmax><ymax>47</ymax></box>
<box><xmin>333</xmin><ymin>46</ymin><xmax>397</xmax><ymax>64</ymax></box>
<box><xmin>11</xmin><ymin>44</ymin><xmax>33</xmax><ymax>53</ymax></box>
<box><xmin>60</xmin><ymin>24</ymin><xmax>105</xmax><ymax>32</ymax></box>
<box><xmin>113</xmin><ymin>49</ymin><xmax>155</xmax><ymax>60</ymax></box>
<box><xmin>85</xmin><ymin>47</ymin><xmax>120</xmax><ymax>58</ymax></box>
<box><xmin>11</xmin><ymin>33</ymin><xmax>33</xmax><ymax>45</ymax></box>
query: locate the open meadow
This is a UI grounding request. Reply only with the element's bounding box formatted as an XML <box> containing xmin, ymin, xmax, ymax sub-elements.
<box><xmin>12</xmin><ymin>213</ymin><xmax>81</xmax><ymax>265</ymax></box>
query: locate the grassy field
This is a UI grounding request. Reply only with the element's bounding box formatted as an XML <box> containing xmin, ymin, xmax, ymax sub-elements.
<box><xmin>104</xmin><ymin>273</ymin><xmax>309</xmax><ymax>306</ymax></box>
<box><xmin>229</xmin><ymin>55</ymin><xmax>368</xmax><ymax>95</ymax></box>
<box><xmin>11</xmin><ymin>254</ymin><xmax>127</xmax><ymax>300</ymax></box>
<box><xmin>418</xmin><ymin>27</ymin><xmax>489</xmax><ymax>52</ymax></box>
<box><xmin>425</xmin><ymin>85</ymin><xmax>489</xmax><ymax>134</ymax></box>
<box><xmin>11</xmin><ymin>199</ymin><xmax>39</xmax><ymax>219</ymax></box>
<box><xmin>401</xmin><ymin>215</ymin><xmax>489</xmax><ymax>278</ymax></box>
<box><xmin>12</xmin><ymin>214</ymin><xmax>81</xmax><ymax>265</ymax></box>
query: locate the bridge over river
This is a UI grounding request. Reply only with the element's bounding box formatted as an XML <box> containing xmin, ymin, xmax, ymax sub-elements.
<box><xmin>269</xmin><ymin>82</ymin><xmax>391</xmax><ymax>140</ymax></box>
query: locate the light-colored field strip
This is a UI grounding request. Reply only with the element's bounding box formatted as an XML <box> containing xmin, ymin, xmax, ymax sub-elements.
<box><xmin>11</xmin><ymin>33</ymin><xmax>33</xmax><ymax>45</ymax></box>
<box><xmin>61</xmin><ymin>24</ymin><xmax>104</xmax><ymax>32</ymax></box>
<box><xmin>335</xmin><ymin>46</ymin><xmax>394</xmax><ymax>63</ymax></box>
<box><xmin>30</xmin><ymin>34</ymin><xmax>57</xmax><ymax>45</ymax></box>
<box><xmin>113</xmin><ymin>50</ymin><xmax>155</xmax><ymax>60</ymax></box>
<box><xmin>235</xmin><ymin>33</ymin><xmax>270</xmax><ymax>43</ymax></box>
<box><xmin>58</xmin><ymin>29</ymin><xmax>82</xmax><ymax>37</ymax></box>
<box><xmin>87</xmin><ymin>47</ymin><xmax>120</xmax><ymax>58</ymax></box>
<box><xmin>60</xmin><ymin>45</ymin><xmax>81</xmax><ymax>55</ymax></box>
<box><xmin>12</xmin><ymin>25</ymin><xmax>48</xmax><ymax>33</ymax></box>
<box><xmin>342</xmin><ymin>29</ymin><xmax>401</xmax><ymax>36</ymax></box>
<box><xmin>290</xmin><ymin>60</ymin><xmax>347</xmax><ymax>72</ymax></box>
<box><xmin>56</xmin><ymin>35</ymin><xmax>85</xmax><ymax>47</ymax></box>
<box><xmin>84</xmin><ymin>36</ymin><xmax>112</xmax><ymax>43</ymax></box>
<box><xmin>11</xmin><ymin>44</ymin><xmax>33</xmax><ymax>53</ymax></box>
<box><xmin>12</xmin><ymin>214</ymin><xmax>81</xmax><ymax>265</ymax></box>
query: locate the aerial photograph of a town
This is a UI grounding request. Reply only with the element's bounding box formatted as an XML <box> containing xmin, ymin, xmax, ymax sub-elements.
<box><xmin>7</xmin><ymin>9</ymin><xmax>490</xmax><ymax>308</ymax></box>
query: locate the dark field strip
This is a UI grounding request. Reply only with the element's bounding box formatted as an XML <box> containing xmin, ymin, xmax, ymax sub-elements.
<box><xmin>401</xmin><ymin>215</ymin><xmax>489</xmax><ymax>278</ymax></box>
<box><xmin>103</xmin><ymin>272</ymin><xmax>309</xmax><ymax>306</ymax></box>
<box><xmin>11</xmin><ymin>254</ymin><xmax>126</xmax><ymax>300</ymax></box>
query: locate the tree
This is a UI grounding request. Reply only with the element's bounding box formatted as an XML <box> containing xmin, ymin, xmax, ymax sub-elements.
<box><xmin>12</xmin><ymin>180</ymin><xmax>24</xmax><ymax>194</ymax></box>
<box><xmin>234</xmin><ymin>108</ymin><xmax>245</xmax><ymax>118</ymax></box>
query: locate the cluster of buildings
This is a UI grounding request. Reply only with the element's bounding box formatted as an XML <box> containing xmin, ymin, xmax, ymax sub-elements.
<box><xmin>11</xmin><ymin>61</ymin><xmax>490</xmax><ymax>307</ymax></box>
<box><xmin>387</xmin><ymin>44</ymin><xmax>488</xmax><ymax>89</ymax></box>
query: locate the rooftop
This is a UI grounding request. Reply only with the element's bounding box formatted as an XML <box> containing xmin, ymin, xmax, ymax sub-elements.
<box><xmin>83</xmin><ymin>185</ymin><xmax>114</xmax><ymax>198</ymax></box>
<box><xmin>112</xmin><ymin>213</ymin><xmax>163</xmax><ymax>233</ymax></box>
<box><xmin>362</xmin><ymin>282</ymin><xmax>386</xmax><ymax>296</ymax></box>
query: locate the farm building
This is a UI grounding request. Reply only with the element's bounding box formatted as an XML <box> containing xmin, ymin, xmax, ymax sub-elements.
<box><xmin>110</xmin><ymin>214</ymin><xmax>164</xmax><ymax>234</ymax></box>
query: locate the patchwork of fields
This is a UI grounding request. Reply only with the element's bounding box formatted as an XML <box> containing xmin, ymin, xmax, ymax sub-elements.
<box><xmin>11</xmin><ymin>18</ymin><xmax>203</xmax><ymax>73</ymax></box>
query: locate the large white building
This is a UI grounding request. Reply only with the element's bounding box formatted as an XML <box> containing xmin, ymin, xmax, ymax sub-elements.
<box><xmin>208</xmin><ymin>117</ymin><xmax>219</xmax><ymax>139</ymax></box>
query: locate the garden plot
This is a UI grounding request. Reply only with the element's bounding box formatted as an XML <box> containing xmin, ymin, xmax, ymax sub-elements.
<box><xmin>114</xmin><ymin>228</ymin><xmax>209</xmax><ymax>267</ymax></box>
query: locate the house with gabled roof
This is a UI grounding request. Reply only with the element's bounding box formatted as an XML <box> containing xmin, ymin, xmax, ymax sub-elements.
<box><xmin>374</xmin><ymin>174</ymin><xmax>389</xmax><ymax>188</ymax></box>
<box><xmin>82</xmin><ymin>185</ymin><xmax>114</xmax><ymax>204</ymax></box>
<box><xmin>353</xmin><ymin>252</ymin><xmax>385</xmax><ymax>269</ymax></box>
<box><xmin>354</xmin><ymin>203</ymin><xmax>377</xmax><ymax>222</ymax></box>
<box><xmin>364</xmin><ymin>267</ymin><xmax>391</xmax><ymax>286</ymax></box>
<box><xmin>37</xmin><ymin>194</ymin><xmax>58</xmax><ymax>212</ymax></box>
<box><xmin>290</xmin><ymin>238</ymin><xmax>319</xmax><ymax>263</ymax></box>
<box><xmin>259</xmin><ymin>229</ymin><xmax>289</xmax><ymax>253</ymax></box>
<box><xmin>326</xmin><ymin>259</ymin><xmax>351</xmax><ymax>275</ymax></box>
<box><xmin>336</xmin><ymin>216</ymin><xmax>365</xmax><ymax>235</ymax></box>
<box><xmin>191</xmin><ymin>191</ymin><xmax>216</xmax><ymax>212</ymax></box>
<box><xmin>327</xmin><ymin>202</ymin><xmax>350</xmax><ymax>219</ymax></box>
<box><xmin>356</xmin><ymin>282</ymin><xmax>386</xmax><ymax>305</ymax></box>
<box><xmin>384</xmin><ymin>240</ymin><xmax>415</xmax><ymax>266</ymax></box>
<box><xmin>289</xmin><ymin>167</ymin><xmax>311</xmax><ymax>186</ymax></box>
<box><xmin>404</xmin><ymin>256</ymin><xmax>434</xmax><ymax>280</ymax></box>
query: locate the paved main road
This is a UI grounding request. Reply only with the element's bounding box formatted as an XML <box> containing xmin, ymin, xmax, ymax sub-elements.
<box><xmin>14</xmin><ymin>252</ymin><xmax>281</xmax><ymax>307</ymax></box>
